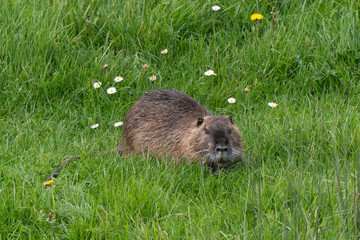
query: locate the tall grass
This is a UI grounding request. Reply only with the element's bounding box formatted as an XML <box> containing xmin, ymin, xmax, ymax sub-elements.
<box><xmin>1</xmin><ymin>0</ymin><xmax>360</xmax><ymax>238</ymax></box>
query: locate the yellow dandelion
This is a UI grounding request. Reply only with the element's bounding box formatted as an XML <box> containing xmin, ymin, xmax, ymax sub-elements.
<box><xmin>43</xmin><ymin>179</ymin><xmax>54</xmax><ymax>186</ymax></box>
<box><xmin>251</xmin><ymin>13</ymin><xmax>264</xmax><ymax>21</ymax></box>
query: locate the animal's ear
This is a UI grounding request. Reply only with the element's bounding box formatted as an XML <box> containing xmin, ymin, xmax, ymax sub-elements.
<box><xmin>197</xmin><ymin>117</ymin><xmax>204</xmax><ymax>126</ymax></box>
<box><xmin>228</xmin><ymin>116</ymin><xmax>234</xmax><ymax>124</ymax></box>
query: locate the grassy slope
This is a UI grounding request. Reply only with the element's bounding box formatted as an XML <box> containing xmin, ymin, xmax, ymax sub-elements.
<box><xmin>1</xmin><ymin>0</ymin><xmax>360</xmax><ymax>238</ymax></box>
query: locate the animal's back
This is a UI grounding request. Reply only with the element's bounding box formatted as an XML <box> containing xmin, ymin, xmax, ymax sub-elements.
<box><xmin>122</xmin><ymin>89</ymin><xmax>211</xmax><ymax>157</ymax></box>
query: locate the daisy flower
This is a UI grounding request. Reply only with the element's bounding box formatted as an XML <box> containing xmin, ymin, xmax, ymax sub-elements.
<box><xmin>43</xmin><ymin>179</ymin><xmax>54</xmax><ymax>186</ymax></box>
<box><xmin>251</xmin><ymin>13</ymin><xmax>264</xmax><ymax>21</ymax></box>
<box><xmin>93</xmin><ymin>82</ymin><xmax>101</xmax><ymax>89</ymax></box>
<box><xmin>114</xmin><ymin>76</ymin><xmax>123</xmax><ymax>82</ymax></box>
<box><xmin>228</xmin><ymin>98</ymin><xmax>236</xmax><ymax>104</ymax></box>
<box><xmin>142</xmin><ymin>64</ymin><xmax>148</xmax><ymax>70</ymax></box>
<box><xmin>90</xmin><ymin>124</ymin><xmax>99</xmax><ymax>129</ymax></box>
<box><xmin>149</xmin><ymin>75</ymin><xmax>156</xmax><ymax>81</ymax></box>
<box><xmin>107</xmin><ymin>87</ymin><xmax>116</xmax><ymax>94</ymax></box>
<box><xmin>212</xmin><ymin>5</ymin><xmax>221</xmax><ymax>11</ymax></box>
<box><xmin>161</xmin><ymin>49</ymin><xmax>168</xmax><ymax>54</ymax></box>
<box><xmin>244</xmin><ymin>87</ymin><xmax>250</xmax><ymax>92</ymax></box>
<box><xmin>103</xmin><ymin>64</ymin><xmax>109</xmax><ymax>68</ymax></box>
<box><xmin>204</xmin><ymin>70</ymin><xmax>216</xmax><ymax>76</ymax></box>
<box><xmin>114</xmin><ymin>121</ymin><xmax>124</xmax><ymax>127</ymax></box>
<box><xmin>268</xmin><ymin>102</ymin><xmax>278</xmax><ymax>108</ymax></box>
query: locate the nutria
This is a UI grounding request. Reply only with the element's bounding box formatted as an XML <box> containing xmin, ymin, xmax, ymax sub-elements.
<box><xmin>43</xmin><ymin>89</ymin><xmax>244</xmax><ymax>187</ymax></box>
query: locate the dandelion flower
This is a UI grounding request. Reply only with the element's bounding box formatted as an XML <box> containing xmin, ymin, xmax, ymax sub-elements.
<box><xmin>204</xmin><ymin>70</ymin><xmax>216</xmax><ymax>76</ymax></box>
<box><xmin>161</xmin><ymin>49</ymin><xmax>168</xmax><ymax>54</ymax></box>
<box><xmin>93</xmin><ymin>82</ymin><xmax>101</xmax><ymax>89</ymax></box>
<box><xmin>149</xmin><ymin>75</ymin><xmax>156</xmax><ymax>81</ymax></box>
<box><xmin>114</xmin><ymin>76</ymin><xmax>123</xmax><ymax>82</ymax></box>
<box><xmin>103</xmin><ymin>64</ymin><xmax>109</xmax><ymax>68</ymax></box>
<box><xmin>268</xmin><ymin>102</ymin><xmax>278</xmax><ymax>108</ymax></box>
<box><xmin>228</xmin><ymin>98</ymin><xmax>236</xmax><ymax>104</ymax></box>
<box><xmin>107</xmin><ymin>87</ymin><xmax>116</xmax><ymax>94</ymax></box>
<box><xmin>90</xmin><ymin>124</ymin><xmax>99</xmax><ymax>129</ymax></box>
<box><xmin>114</xmin><ymin>121</ymin><xmax>124</xmax><ymax>127</ymax></box>
<box><xmin>212</xmin><ymin>5</ymin><xmax>221</xmax><ymax>11</ymax></box>
<box><xmin>43</xmin><ymin>179</ymin><xmax>54</xmax><ymax>186</ymax></box>
<box><xmin>251</xmin><ymin>13</ymin><xmax>264</xmax><ymax>21</ymax></box>
<box><xmin>244</xmin><ymin>87</ymin><xmax>250</xmax><ymax>93</ymax></box>
<box><xmin>142</xmin><ymin>64</ymin><xmax>148</xmax><ymax>70</ymax></box>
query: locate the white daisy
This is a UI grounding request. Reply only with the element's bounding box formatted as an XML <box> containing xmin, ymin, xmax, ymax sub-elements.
<box><xmin>107</xmin><ymin>87</ymin><xmax>117</xmax><ymax>94</ymax></box>
<box><xmin>149</xmin><ymin>75</ymin><xmax>157</xmax><ymax>81</ymax></box>
<box><xmin>90</xmin><ymin>124</ymin><xmax>99</xmax><ymax>129</ymax></box>
<box><xmin>212</xmin><ymin>5</ymin><xmax>221</xmax><ymax>11</ymax></box>
<box><xmin>268</xmin><ymin>102</ymin><xmax>278</xmax><ymax>108</ymax></box>
<box><xmin>93</xmin><ymin>82</ymin><xmax>101</xmax><ymax>89</ymax></box>
<box><xmin>114</xmin><ymin>76</ymin><xmax>123</xmax><ymax>82</ymax></box>
<box><xmin>114</xmin><ymin>121</ymin><xmax>124</xmax><ymax>127</ymax></box>
<box><xmin>161</xmin><ymin>49</ymin><xmax>168</xmax><ymax>54</ymax></box>
<box><xmin>228</xmin><ymin>98</ymin><xmax>236</xmax><ymax>104</ymax></box>
<box><xmin>204</xmin><ymin>70</ymin><xmax>216</xmax><ymax>76</ymax></box>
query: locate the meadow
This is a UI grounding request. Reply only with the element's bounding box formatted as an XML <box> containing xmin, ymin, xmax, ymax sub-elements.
<box><xmin>1</xmin><ymin>0</ymin><xmax>360</xmax><ymax>238</ymax></box>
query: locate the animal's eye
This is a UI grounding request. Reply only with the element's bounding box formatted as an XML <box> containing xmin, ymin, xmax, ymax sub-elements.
<box><xmin>197</xmin><ymin>117</ymin><xmax>204</xmax><ymax>126</ymax></box>
<box><xmin>204</xmin><ymin>128</ymin><xmax>209</xmax><ymax>134</ymax></box>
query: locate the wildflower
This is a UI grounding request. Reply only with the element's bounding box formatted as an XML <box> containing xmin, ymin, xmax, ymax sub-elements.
<box><xmin>251</xmin><ymin>13</ymin><xmax>263</xmax><ymax>41</ymax></box>
<box><xmin>103</xmin><ymin>64</ymin><xmax>109</xmax><ymax>68</ymax></box>
<box><xmin>43</xmin><ymin>179</ymin><xmax>54</xmax><ymax>186</ymax></box>
<box><xmin>161</xmin><ymin>49</ymin><xmax>168</xmax><ymax>54</ymax></box>
<box><xmin>212</xmin><ymin>5</ymin><xmax>221</xmax><ymax>11</ymax></box>
<box><xmin>268</xmin><ymin>102</ymin><xmax>278</xmax><ymax>108</ymax></box>
<box><xmin>142</xmin><ymin>64</ymin><xmax>148</xmax><ymax>70</ymax></box>
<box><xmin>114</xmin><ymin>121</ymin><xmax>124</xmax><ymax>127</ymax></box>
<box><xmin>204</xmin><ymin>70</ymin><xmax>216</xmax><ymax>76</ymax></box>
<box><xmin>244</xmin><ymin>87</ymin><xmax>250</xmax><ymax>93</ymax></box>
<box><xmin>90</xmin><ymin>124</ymin><xmax>99</xmax><ymax>129</ymax></box>
<box><xmin>107</xmin><ymin>87</ymin><xmax>116</xmax><ymax>94</ymax></box>
<box><xmin>46</xmin><ymin>212</ymin><xmax>56</xmax><ymax>224</ymax></box>
<box><xmin>251</xmin><ymin>13</ymin><xmax>264</xmax><ymax>21</ymax></box>
<box><xmin>228</xmin><ymin>98</ymin><xmax>236</xmax><ymax>104</ymax></box>
<box><xmin>93</xmin><ymin>82</ymin><xmax>101</xmax><ymax>89</ymax></box>
<box><xmin>149</xmin><ymin>75</ymin><xmax>156</xmax><ymax>81</ymax></box>
<box><xmin>114</xmin><ymin>76</ymin><xmax>123</xmax><ymax>82</ymax></box>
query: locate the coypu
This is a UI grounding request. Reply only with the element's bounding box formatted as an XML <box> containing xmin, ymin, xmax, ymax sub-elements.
<box><xmin>43</xmin><ymin>89</ymin><xmax>244</xmax><ymax>187</ymax></box>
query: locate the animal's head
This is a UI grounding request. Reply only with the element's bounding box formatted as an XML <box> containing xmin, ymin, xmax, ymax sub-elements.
<box><xmin>193</xmin><ymin>115</ymin><xmax>244</xmax><ymax>166</ymax></box>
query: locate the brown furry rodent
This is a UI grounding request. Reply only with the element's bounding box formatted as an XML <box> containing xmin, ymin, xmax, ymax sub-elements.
<box><xmin>118</xmin><ymin>89</ymin><xmax>244</xmax><ymax>173</ymax></box>
<box><xmin>43</xmin><ymin>89</ymin><xmax>244</xmax><ymax>187</ymax></box>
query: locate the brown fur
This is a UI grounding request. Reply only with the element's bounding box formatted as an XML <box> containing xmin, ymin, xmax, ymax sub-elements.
<box><xmin>117</xmin><ymin>89</ymin><xmax>244</xmax><ymax>172</ymax></box>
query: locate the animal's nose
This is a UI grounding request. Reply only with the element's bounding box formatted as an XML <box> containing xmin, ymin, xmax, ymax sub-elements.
<box><xmin>215</xmin><ymin>146</ymin><xmax>229</xmax><ymax>152</ymax></box>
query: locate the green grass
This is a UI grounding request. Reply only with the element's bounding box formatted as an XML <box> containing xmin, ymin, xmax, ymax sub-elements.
<box><xmin>1</xmin><ymin>0</ymin><xmax>360</xmax><ymax>238</ymax></box>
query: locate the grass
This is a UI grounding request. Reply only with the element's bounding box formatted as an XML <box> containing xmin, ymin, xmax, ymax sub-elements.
<box><xmin>1</xmin><ymin>0</ymin><xmax>360</xmax><ymax>238</ymax></box>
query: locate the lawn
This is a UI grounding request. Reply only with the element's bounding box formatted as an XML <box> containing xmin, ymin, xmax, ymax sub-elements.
<box><xmin>1</xmin><ymin>0</ymin><xmax>360</xmax><ymax>239</ymax></box>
